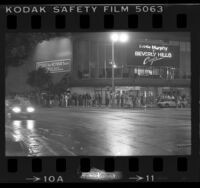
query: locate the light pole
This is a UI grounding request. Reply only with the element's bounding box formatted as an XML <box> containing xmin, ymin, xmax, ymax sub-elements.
<box><xmin>111</xmin><ymin>40</ymin><xmax>115</xmax><ymax>94</ymax></box>
<box><xmin>110</xmin><ymin>33</ymin><xmax>128</xmax><ymax>107</ymax></box>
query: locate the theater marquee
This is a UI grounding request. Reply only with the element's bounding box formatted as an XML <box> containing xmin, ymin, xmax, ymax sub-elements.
<box><xmin>129</xmin><ymin>42</ymin><xmax>180</xmax><ymax>67</ymax></box>
<box><xmin>36</xmin><ymin>59</ymin><xmax>71</xmax><ymax>73</ymax></box>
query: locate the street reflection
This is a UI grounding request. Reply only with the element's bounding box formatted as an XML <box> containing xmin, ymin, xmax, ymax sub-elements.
<box><xmin>12</xmin><ymin>121</ymin><xmax>22</xmax><ymax>142</ymax></box>
<box><xmin>10</xmin><ymin>120</ymin><xmax>43</xmax><ymax>156</ymax></box>
<box><xmin>12</xmin><ymin>120</ymin><xmax>22</xmax><ymax>129</ymax></box>
<box><xmin>103</xmin><ymin>114</ymin><xmax>133</xmax><ymax>155</ymax></box>
<box><xmin>6</xmin><ymin>108</ymin><xmax>191</xmax><ymax>156</ymax></box>
<box><xmin>13</xmin><ymin>129</ymin><xmax>22</xmax><ymax>142</ymax></box>
<box><xmin>26</xmin><ymin>120</ymin><xmax>35</xmax><ymax>131</ymax></box>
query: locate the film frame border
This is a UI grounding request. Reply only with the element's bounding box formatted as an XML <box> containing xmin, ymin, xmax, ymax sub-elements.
<box><xmin>0</xmin><ymin>4</ymin><xmax>199</xmax><ymax>183</ymax></box>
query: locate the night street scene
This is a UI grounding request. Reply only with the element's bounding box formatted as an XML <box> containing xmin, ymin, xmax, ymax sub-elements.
<box><xmin>5</xmin><ymin>32</ymin><xmax>191</xmax><ymax>156</ymax></box>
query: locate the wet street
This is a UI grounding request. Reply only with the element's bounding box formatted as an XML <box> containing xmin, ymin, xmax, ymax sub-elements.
<box><xmin>5</xmin><ymin>107</ymin><xmax>191</xmax><ymax>156</ymax></box>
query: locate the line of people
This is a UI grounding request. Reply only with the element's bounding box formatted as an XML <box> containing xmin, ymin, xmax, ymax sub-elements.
<box><xmin>38</xmin><ymin>92</ymin><xmax>103</xmax><ymax>108</ymax></box>
<box><xmin>8</xmin><ymin>91</ymin><xmax>190</xmax><ymax>109</ymax></box>
<box><xmin>39</xmin><ymin>92</ymin><xmax>150</xmax><ymax>108</ymax></box>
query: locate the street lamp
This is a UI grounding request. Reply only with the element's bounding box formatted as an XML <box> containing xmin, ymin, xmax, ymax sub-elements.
<box><xmin>119</xmin><ymin>33</ymin><xmax>129</xmax><ymax>43</ymax></box>
<box><xmin>110</xmin><ymin>32</ymin><xmax>129</xmax><ymax>107</ymax></box>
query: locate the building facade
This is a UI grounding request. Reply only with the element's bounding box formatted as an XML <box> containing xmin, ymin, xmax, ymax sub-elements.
<box><xmin>68</xmin><ymin>32</ymin><xmax>191</xmax><ymax>106</ymax></box>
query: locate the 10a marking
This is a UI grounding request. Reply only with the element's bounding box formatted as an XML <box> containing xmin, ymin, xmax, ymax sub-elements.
<box><xmin>44</xmin><ymin>176</ymin><xmax>64</xmax><ymax>183</ymax></box>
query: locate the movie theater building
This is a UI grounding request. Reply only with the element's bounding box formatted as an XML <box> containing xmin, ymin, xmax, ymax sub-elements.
<box><xmin>6</xmin><ymin>32</ymin><xmax>190</xmax><ymax>105</ymax></box>
<box><xmin>67</xmin><ymin>32</ymin><xmax>191</xmax><ymax>104</ymax></box>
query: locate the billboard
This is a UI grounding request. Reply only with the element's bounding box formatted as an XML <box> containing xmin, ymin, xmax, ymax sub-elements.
<box><xmin>36</xmin><ymin>59</ymin><xmax>71</xmax><ymax>73</ymax></box>
<box><xmin>127</xmin><ymin>42</ymin><xmax>180</xmax><ymax>67</ymax></box>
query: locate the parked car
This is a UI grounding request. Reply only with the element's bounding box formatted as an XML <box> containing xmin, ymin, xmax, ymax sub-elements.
<box><xmin>5</xmin><ymin>97</ymin><xmax>35</xmax><ymax>119</ymax></box>
<box><xmin>157</xmin><ymin>99</ymin><xmax>177</xmax><ymax>108</ymax></box>
<box><xmin>157</xmin><ymin>98</ymin><xmax>188</xmax><ymax>108</ymax></box>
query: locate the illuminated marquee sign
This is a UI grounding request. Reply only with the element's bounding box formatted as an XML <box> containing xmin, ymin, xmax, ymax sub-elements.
<box><xmin>36</xmin><ymin>59</ymin><xmax>71</xmax><ymax>73</ymax></box>
<box><xmin>127</xmin><ymin>42</ymin><xmax>180</xmax><ymax>67</ymax></box>
<box><xmin>135</xmin><ymin>44</ymin><xmax>173</xmax><ymax>66</ymax></box>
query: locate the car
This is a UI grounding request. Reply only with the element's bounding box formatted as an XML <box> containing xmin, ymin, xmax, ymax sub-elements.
<box><xmin>157</xmin><ymin>98</ymin><xmax>188</xmax><ymax>108</ymax></box>
<box><xmin>157</xmin><ymin>99</ymin><xmax>177</xmax><ymax>108</ymax></box>
<box><xmin>5</xmin><ymin>97</ymin><xmax>35</xmax><ymax>119</ymax></box>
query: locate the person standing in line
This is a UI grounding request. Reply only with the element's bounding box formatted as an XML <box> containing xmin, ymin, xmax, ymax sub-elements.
<box><xmin>74</xmin><ymin>93</ymin><xmax>78</xmax><ymax>107</ymax></box>
<box><xmin>137</xmin><ymin>96</ymin><xmax>140</xmax><ymax>108</ymax></box>
<box><xmin>80</xmin><ymin>94</ymin><xmax>83</xmax><ymax>107</ymax></box>
<box><xmin>85</xmin><ymin>93</ymin><xmax>87</xmax><ymax>108</ymax></box>
<box><xmin>131</xmin><ymin>95</ymin><xmax>135</xmax><ymax>109</ymax></box>
<box><xmin>64</xmin><ymin>93</ymin><xmax>69</xmax><ymax>108</ymax></box>
<box><xmin>92</xmin><ymin>94</ymin><xmax>95</xmax><ymax>107</ymax></box>
<box><xmin>69</xmin><ymin>93</ymin><xmax>72</xmax><ymax>107</ymax></box>
<box><xmin>176</xmin><ymin>95</ymin><xmax>181</xmax><ymax>108</ymax></box>
<box><xmin>95</xmin><ymin>93</ymin><xmax>97</xmax><ymax>107</ymax></box>
<box><xmin>109</xmin><ymin>92</ymin><xmax>112</xmax><ymax>107</ymax></box>
<box><xmin>46</xmin><ymin>94</ymin><xmax>50</xmax><ymax>108</ymax></box>
<box><xmin>116</xmin><ymin>93</ymin><xmax>120</xmax><ymax>107</ymax></box>
<box><xmin>87</xmin><ymin>93</ymin><xmax>91</xmax><ymax>107</ymax></box>
<box><xmin>84</xmin><ymin>94</ymin><xmax>86</xmax><ymax>107</ymax></box>
<box><xmin>86</xmin><ymin>93</ymin><xmax>89</xmax><ymax>107</ymax></box>
<box><xmin>80</xmin><ymin>94</ymin><xmax>82</xmax><ymax>107</ymax></box>
<box><xmin>49</xmin><ymin>95</ymin><xmax>52</xmax><ymax>107</ymax></box>
<box><xmin>79</xmin><ymin>95</ymin><xmax>81</xmax><ymax>107</ymax></box>
<box><xmin>55</xmin><ymin>94</ymin><xmax>58</xmax><ymax>106</ymax></box>
<box><xmin>98</xmin><ymin>93</ymin><xmax>101</xmax><ymax>107</ymax></box>
<box><xmin>105</xmin><ymin>93</ymin><xmax>109</xmax><ymax>107</ymax></box>
<box><xmin>58</xmin><ymin>94</ymin><xmax>61</xmax><ymax>107</ymax></box>
<box><xmin>94</xmin><ymin>93</ymin><xmax>97</xmax><ymax>107</ymax></box>
<box><xmin>107</xmin><ymin>93</ymin><xmax>110</xmax><ymax>107</ymax></box>
<box><xmin>62</xmin><ymin>94</ymin><xmax>65</xmax><ymax>107</ymax></box>
<box><xmin>83</xmin><ymin>94</ymin><xmax>85</xmax><ymax>107</ymax></box>
<box><xmin>121</xmin><ymin>93</ymin><xmax>124</xmax><ymax>108</ymax></box>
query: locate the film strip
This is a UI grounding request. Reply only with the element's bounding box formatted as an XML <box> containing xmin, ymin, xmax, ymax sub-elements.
<box><xmin>0</xmin><ymin>4</ymin><xmax>200</xmax><ymax>183</ymax></box>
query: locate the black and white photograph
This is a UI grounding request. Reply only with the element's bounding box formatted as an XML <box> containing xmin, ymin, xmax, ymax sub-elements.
<box><xmin>5</xmin><ymin>32</ymin><xmax>191</xmax><ymax>156</ymax></box>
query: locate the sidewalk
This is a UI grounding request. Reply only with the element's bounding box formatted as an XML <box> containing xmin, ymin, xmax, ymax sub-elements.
<box><xmin>35</xmin><ymin>104</ymin><xmax>191</xmax><ymax>112</ymax></box>
<box><xmin>34</xmin><ymin>106</ymin><xmax>171</xmax><ymax>113</ymax></box>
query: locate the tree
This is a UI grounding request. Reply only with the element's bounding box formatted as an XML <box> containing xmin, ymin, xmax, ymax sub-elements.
<box><xmin>51</xmin><ymin>73</ymin><xmax>71</xmax><ymax>95</ymax></box>
<box><xmin>26</xmin><ymin>67</ymin><xmax>53</xmax><ymax>93</ymax></box>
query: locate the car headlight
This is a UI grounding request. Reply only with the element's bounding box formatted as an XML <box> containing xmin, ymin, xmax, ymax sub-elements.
<box><xmin>27</xmin><ymin>107</ymin><xmax>35</xmax><ymax>113</ymax></box>
<box><xmin>12</xmin><ymin>107</ymin><xmax>21</xmax><ymax>113</ymax></box>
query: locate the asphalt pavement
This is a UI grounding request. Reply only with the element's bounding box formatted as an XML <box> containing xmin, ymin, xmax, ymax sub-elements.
<box><xmin>5</xmin><ymin>107</ymin><xmax>191</xmax><ymax>156</ymax></box>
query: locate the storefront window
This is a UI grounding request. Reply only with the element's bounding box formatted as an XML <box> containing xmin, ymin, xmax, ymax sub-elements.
<box><xmin>122</xmin><ymin>66</ymin><xmax>130</xmax><ymax>78</ymax></box>
<box><xmin>82</xmin><ymin>65</ymin><xmax>183</xmax><ymax>80</ymax></box>
<box><xmin>137</xmin><ymin>67</ymin><xmax>145</xmax><ymax>76</ymax></box>
<box><xmin>144</xmin><ymin>67</ymin><xmax>153</xmax><ymax>75</ymax></box>
<box><xmin>152</xmin><ymin>67</ymin><xmax>160</xmax><ymax>75</ymax></box>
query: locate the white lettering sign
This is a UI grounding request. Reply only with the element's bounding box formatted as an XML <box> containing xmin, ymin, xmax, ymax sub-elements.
<box><xmin>36</xmin><ymin>59</ymin><xmax>71</xmax><ymax>73</ymax></box>
<box><xmin>134</xmin><ymin>44</ymin><xmax>173</xmax><ymax>65</ymax></box>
